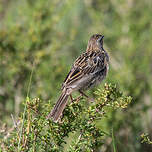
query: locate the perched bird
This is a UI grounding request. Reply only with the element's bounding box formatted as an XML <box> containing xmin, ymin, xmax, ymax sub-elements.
<box><xmin>47</xmin><ymin>34</ymin><xmax>109</xmax><ymax>122</ymax></box>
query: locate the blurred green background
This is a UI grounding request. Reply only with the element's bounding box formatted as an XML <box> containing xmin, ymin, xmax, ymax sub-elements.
<box><xmin>0</xmin><ymin>0</ymin><xmax>152</xmax><ymax>151</ymax></box>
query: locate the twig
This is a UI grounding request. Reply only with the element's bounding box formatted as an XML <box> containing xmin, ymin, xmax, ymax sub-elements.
<box><xmin>11</xmin><ymin>114</ymin><xmax>17</xmax><ymax>130</ymax></box>
<box><xmin>17</xmin><ymin>61</ymin><xmax>35</xmax><ymax>151</ymax></box>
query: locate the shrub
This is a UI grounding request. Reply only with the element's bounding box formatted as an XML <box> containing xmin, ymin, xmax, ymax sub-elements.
<box><xmin>0</xmin><ymin>83</ymin><xmax>131</xmax><ymax>152</ymax></box>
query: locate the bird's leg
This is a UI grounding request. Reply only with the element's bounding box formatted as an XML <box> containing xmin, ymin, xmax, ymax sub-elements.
<box><xmin>70</xmin><ymin>94</ymin><xmax>82</xmax><ymax>103</ymax></box>
<box><xmin>79</xmin><ymin>90</ymin><xmax>94</xmax><ymax>102</ymax></box>
<box><xmin>70</xmin><ymin>94</ymin><xmax>75</xmax><ymax>102</ymax></box>
<box><xmin>75</xmin><ymin>95</ymin><xmax>82</xmax><ymax>102</ymax></box>
<box><xmin>79</xmin><ymin>90</ymin><xmax>89</xmax><ymax>98</ymax></box>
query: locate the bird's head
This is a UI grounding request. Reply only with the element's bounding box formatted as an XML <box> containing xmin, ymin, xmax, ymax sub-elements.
<box><xmin>86</xmin><ymin>34</ymin><xmax>104</xmax><ymax>52</ymax></box>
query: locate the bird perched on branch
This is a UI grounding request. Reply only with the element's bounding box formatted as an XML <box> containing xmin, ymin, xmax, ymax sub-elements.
<box><xmin>47</xmin><ymin>34</ymin><xmax>109</xmax><ymax>122</ymax></box>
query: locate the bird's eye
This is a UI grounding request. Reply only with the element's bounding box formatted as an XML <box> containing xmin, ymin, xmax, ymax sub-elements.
<box><xmin>97</xmin><ymin>36</ymin><xmax>100</xmax><ymax>39</ymax></box>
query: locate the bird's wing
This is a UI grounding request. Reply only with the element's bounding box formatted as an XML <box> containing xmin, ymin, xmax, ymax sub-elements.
<box><xmin>62</xmin><ymin>51</ymin><xmax>106</xmax><ymax>88</ymax></box>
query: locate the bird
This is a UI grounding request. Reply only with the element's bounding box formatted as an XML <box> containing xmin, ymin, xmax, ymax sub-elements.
<box><xmin>47</xmin><ymin>34</ymin><xmax>109</xmax><ymax>122</ymax></box>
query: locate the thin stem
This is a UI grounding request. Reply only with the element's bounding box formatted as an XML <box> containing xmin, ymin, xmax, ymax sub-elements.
<box><xmin>17</xmin><ymin>61</ymin><xmax>35</xmax><ymax>151</ymax></box>
<box><xmin>112</xmin><ymin>127</ymin><xmax>117</xmax><ymax>152</ymax></box>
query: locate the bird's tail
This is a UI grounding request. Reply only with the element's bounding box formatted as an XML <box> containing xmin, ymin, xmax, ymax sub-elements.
<box><xmin>47</xmin><ymin>90</ymin><xmax>69</xmax><ymax>122</ymax></box>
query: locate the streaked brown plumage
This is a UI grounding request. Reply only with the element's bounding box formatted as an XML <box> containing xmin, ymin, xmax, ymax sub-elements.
<box><xmin>47</xmin><ymin>34</ymin><xmax>109</xmax><ymax>122</ymax></box>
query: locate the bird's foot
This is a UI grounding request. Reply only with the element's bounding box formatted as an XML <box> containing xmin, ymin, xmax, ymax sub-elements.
<box><xmin>70</xmin><ymin>94</ymin><xmax>82</xmax><ymax>103</ymax></box>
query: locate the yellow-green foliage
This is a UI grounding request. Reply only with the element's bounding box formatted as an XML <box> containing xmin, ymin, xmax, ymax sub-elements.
<box><xmin>0</xmin><ymin>84</ymin><xmax>131</xmax><ymax>151</ymax></box>
<box><xmin>0</xmin><ymin>0</ymin><xmax>152</xmax><ymax>151</ymax></box>
<box><xmin>141</xmin><ymin>133</ymin><xmax>152</xmax><ymax>145</ymax></box>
